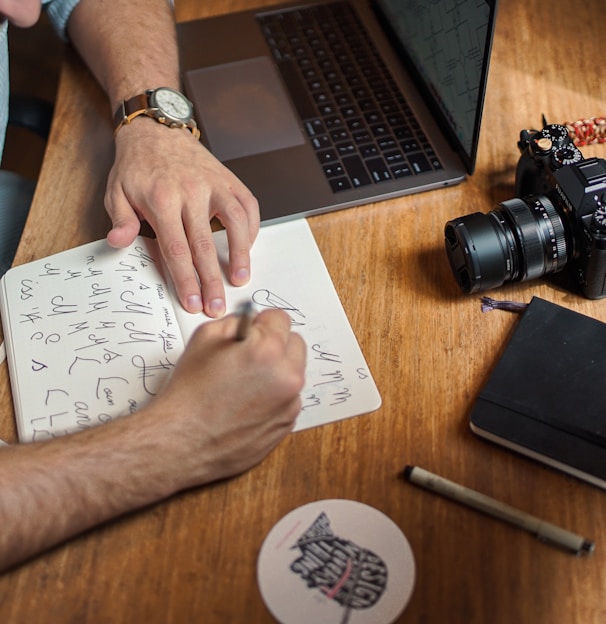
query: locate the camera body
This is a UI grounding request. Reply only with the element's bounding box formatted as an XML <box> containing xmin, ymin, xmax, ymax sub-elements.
<box><xmin>444</xmin><ymin>123</ymin><xmax>606</xmax><ymax>298</ymax></box>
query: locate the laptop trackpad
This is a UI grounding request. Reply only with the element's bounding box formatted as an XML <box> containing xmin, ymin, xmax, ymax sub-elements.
<box><xmin>184</xmin><ymin>57</ymin><xmax>305</xmax><ymax>162</ymax></box>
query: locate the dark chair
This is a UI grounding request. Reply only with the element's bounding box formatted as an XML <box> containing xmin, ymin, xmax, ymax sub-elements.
<box><xmin>8</xmin><ymin>94</ymin><xmax>54</xmax><ymax>139</ymax></box>
<box><xmin>0</xmin><ymin>94</ymin><xmax>54</xmax><ymax>276</ymax></box>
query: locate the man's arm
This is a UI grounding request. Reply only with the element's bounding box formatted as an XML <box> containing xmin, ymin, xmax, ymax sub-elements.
<box><xmin>0</xmin><ymin>310</ymin><xmax>305</xmax><ymax>572</ymax></box>
<box><xmin>65</xmin><ymin>0</ymin><xmax>260</xmax><ymax>317</ymax></box>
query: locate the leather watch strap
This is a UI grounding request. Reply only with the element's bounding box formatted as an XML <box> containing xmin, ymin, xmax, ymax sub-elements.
<box><xmin>113</xmin><ymin>93</ymin><xmax>151</xmax><ymax>136</ymax></box>
<box><xmin>113</xmin><ymin>91</ymin><xmax>201</xmax><ymax>139</ymax></box>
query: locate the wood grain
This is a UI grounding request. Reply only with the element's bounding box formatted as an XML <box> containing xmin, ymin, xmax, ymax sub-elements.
<box><xmin>1</xmin><ymin>1</ymin><xmax>605</xmax><ymax>622</ymax></box>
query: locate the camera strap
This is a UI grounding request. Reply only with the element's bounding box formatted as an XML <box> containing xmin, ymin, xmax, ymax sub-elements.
<box><xmin>563</xmin><ymin>115</ymin><xmax>606</xmax><ymax>146</ymax></box>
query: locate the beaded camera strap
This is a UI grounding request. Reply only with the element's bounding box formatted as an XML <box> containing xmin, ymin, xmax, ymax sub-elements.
<box><xmin>562</xmin><ymin>115</ymin><xmax>606</xmax><ymax>146</ymax></box>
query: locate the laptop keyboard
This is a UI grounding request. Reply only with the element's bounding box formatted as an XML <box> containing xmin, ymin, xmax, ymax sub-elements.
<box><xmin>257</xmin><ymin>2</ymin><xmax>443</xmax><ymax>193</ymax></box>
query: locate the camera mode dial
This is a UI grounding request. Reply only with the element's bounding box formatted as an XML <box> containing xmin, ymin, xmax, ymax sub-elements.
<box><xmin>591</xmin><ymin>204</ymin><xmax>606</xmax><ymax>231</ymax></box>
<box><xmin>553</xmin><ymin>145</ymin><xmax>583</xmax><ymax>167</ymax></box>
<box><xmin>541</xmin><ymin>124</ymin><xmax>569</xmax><ymax>146</ymax></box>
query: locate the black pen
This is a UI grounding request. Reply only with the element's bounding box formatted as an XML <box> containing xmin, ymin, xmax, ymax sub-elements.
<box><xmin>403</xmin><ymin>465</ymin><xmax>595</xmax><ymax>555</ymax></box>
<box><xmin>235</xmin><ymin>300</ymin><xmax>254</xmax><ymax>341</ymax></box>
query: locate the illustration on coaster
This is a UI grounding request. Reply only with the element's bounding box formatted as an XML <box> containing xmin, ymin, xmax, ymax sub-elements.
<box><xmin>257</xmin><ymin>499</ymin><xmax>415</xmax><ymax>624</ymax></box>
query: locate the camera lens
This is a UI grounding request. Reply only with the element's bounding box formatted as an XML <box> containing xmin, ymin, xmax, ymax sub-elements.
<box><xmin>444</xmin><ymin>195</ymin><xmax>569</xmax><ymax>293</ymax></box>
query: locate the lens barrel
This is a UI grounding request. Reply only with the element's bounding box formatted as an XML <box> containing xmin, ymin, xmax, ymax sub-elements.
<box><xmin>444</xmin><ymin>195</ymin><xmax>568</xmax><ymax>293</ymax></box>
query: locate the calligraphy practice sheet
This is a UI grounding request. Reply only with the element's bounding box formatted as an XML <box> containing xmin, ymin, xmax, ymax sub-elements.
<box><xmin>0</xmin><ymin>219</ymin><xmax>381</xmax><ymax>442</ymax></box>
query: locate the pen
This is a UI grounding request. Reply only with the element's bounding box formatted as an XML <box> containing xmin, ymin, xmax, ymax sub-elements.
<box><xmin>235</xmin><ymin>300</ymin><xmax>254</xmax><ymax>341</ymax></box>
<box><xmin>403</xmin><ymin>465</ymin><xmax>595</xmax><ymax>556</ymax></box>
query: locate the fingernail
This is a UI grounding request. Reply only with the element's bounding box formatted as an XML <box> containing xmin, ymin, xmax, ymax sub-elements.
<box><xmin>234</xmin><ymin>267</ymin><xmax>250</xmax><ymax>283</ymax></box>
<box><xmin>208</xmin><ymin>298</ymin><xmax>226</xmax><ymax>317</ymax></box>
<box><xmin>187</xmin><ymin>294</ymin><xmax>202</xmax><ymax>313</ymax></box>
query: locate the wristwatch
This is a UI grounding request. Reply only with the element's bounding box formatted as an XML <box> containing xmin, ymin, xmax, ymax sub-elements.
<box><xmin>113</xmin><ymin>87</ymin><xmax>200</xmax><ymax>139</ymax></box>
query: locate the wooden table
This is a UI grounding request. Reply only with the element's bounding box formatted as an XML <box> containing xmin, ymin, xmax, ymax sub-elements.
<box><xmin>1</xmin><ymin>0</ymin><xmax>605</xmax><ymax>622</ymax></box>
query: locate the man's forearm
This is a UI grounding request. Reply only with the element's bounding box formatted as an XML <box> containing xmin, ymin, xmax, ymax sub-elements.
<box><xmin>66</xmin><ymin>0</ymin><xmax>180</xmax><ymax>114</ymax></box>
<box><xmin>0</xmin><ymin>409</ymin><xmax>179</xmax><ymax>573</ymax></box>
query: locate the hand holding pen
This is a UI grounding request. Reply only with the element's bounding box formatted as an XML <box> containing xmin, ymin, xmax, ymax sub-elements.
<box><xmin>146</xmin><ymin>305</ymin><xmax>306</xmax><ymax>485</ymax></box>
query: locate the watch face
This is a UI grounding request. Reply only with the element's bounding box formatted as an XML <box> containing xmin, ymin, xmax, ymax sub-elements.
<box><xmin>151</xmin><ymin>87</ymin><xmax>193</xmax><ymax>123</ymax></box>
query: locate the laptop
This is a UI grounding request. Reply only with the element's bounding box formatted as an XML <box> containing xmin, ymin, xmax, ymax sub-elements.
<box><xmin>177</xmin><ymin>0</ymin><xmax>498</xmax><ymax>223</ymax></box>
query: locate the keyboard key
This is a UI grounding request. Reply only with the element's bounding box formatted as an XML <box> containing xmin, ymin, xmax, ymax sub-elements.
<box><xmin>337</xmin><ymin>141</ymin><xmax>356</xmax><ymax>156</ymax></box>
<box><xmin>360</xmin><ymin>144</ymin><xmax>379</xmax><ymax>158</ymax></box>
<box><xmin>391</xmin><ymin>164</ymin><xmax>412</xmax><ymax>178</ymax></box>
<box><xmin>408</xmin><ymin>153</ymin><xmax>432</xmax><ymax>173</ymax></box>
<box><xmin>352</xmin><ymin>130</ymin><xmax>372</xmax><ymax>144</ymax></box>
<box><xmin>384</xmin><ymin>150</ymin><xmax>405</xmax><ymax>165</ymax></box>
<box><xmin>366</xmin><ymin>158</ymin><xmax>392</xmax><ymax>182</ymax></box>
<box><xmin>330</xmin><ymin>129</ymin><xmax>349</xmax><ymax>142</ymax></box>
<box><xmin>342</xmin><ymin>155</ymin><xmax>371</xmax><ymax>187</ymax></box>
<box><xmin>377</xmin><ymin>137</ymin><xmax>397</xmax><ymax>151</ymax></box>
<box><xmin>316</xmin><ymin>148</ymin><xmax>339</xmax><ymax>164</ymax></box>
<box><xmin>401</xmin><ymin>139</ymin><xmax>420</xmax><ymax>154</ymax></box>
<box><xmin>304</xmin><ymin>119</ymin><xmax>325</xmax><ymax>136</ymax></box>
<box><xmin>312</xmin><ymin>135</ymin><xmax>331</xmax><ymax>149</ymax></box>
<box><xmin>329</xmin><ymin>177</ymin><xmax>352</xmax><ymax>192</ymax></box>
<box><xmin>323</xmin><ymin>162</ymin><xmax>345</xmax><ymax>177</ymax></box>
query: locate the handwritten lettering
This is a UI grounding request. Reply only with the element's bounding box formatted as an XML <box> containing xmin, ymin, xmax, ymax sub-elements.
<box><xmin>114</xmin><ymin>290</ymin><xmax>153</xmax><ymax>315</ymax></box>
<box><xmin>45</xmin><ymin>388</ymin><xmax>69</xmax><ymax>405</ymax></box>
<box><xmin>68</xmin><ymin>321</ymin><xmax>90</xmax><ymax>335</ymax></box>
<box><xmin>131</xmin><ymin>354</ymin><xmax>175</xmax><ymax>396</ymax></box>
<box><xmin>119</xmin><ymin>321</ymin><xmax>156</xmax><ymax>344</ymax></box>
<box><xmin>20</xmin><ymin>279</ymin><xmax>35</xmax><ymax>300</ymax></box>
<box><xmin>31</xmin><ymin>331</ymin><xmax>60</xmax><ymax>344</ymax></box>
<box><xmin>75</xmin><ymin>333</ymin><xmax>110</xmax><ymax>351</ymax></box>
<box><xmin>301</xmin><ymin>394</ymin><xmax>321</xmax><ymax>410</ymax></box>
<box><xmin>87</xmin><ymin>299</ymin><xmax>109</xmax><ymax>313</ymax></box>
<box><xmin>19</xmin><ymin>307</ymin><xmax>42</xmax><ymax>324</ymax></box>
<box><xmin>90</xmin><ymin>283</ymin><xmax>112</xmax><ymax>297</ymax></box>
<box><xmin>311</xmin><ymin>344</ymin><xmax>342</xmax><ymax>363</ymax></box>
<box><xmin>252</xmin><ymin>289</ymin><xmax>306</xmax><ymax>326</ymax></box>
<box><xmin>48</xmin><ymin>296</ymin><xmax>78</xmax><ymax>316</ymax></box>
<box><xmin>116</xmin><ymin>260</ymin><xmax>137</xmax><ymax>273</ymax></box>
<box><xmin>95</xmin><ymin>321</ymin><xmax>116</xmax><ymax>330</ymax></box>
<box><xmin>65</xmin><ymin>269</ymin><xmax>82</xmax><ymax>280</ymax></box>
<box><xmin>68</xmin><ymin>355</ymin><xmax>101</xmax><ymax>375</ymax></box>
<box><xmin>313</xmin><ymin>370</ymin><xmax>345</xmax><ymax>386</ymax></box>
<box><xmin>85</xmin><ymin>266</ymin><xmax>103</xmax><ymax>278</ymax></box>
<box><xmin>330</xmin><ymin>388</ymin><xmax>352</xmax><ymax>406</ymax></box>
<box><xmin>39</xmin><ymin>262</ymin><xmax>60</xmax><ymax>277</ymax></box>
<box><xmin>158</xmin><ymin>330</ymin><xmax>177</xmax><ymax>353</ymax></box>
<box><xmin>129</xmin><ymin>246</ymin><xmax>155</xmax><ymax>267</ymax></box>
<box><xmin>102</xmin><ymin>348</ymin><xmax>122</xmax><ymax>363</ymax></box>
<box><xmin>95</xmin><ymin>376</ymin><xmax>129</xmax><ymax>401</ymax></box>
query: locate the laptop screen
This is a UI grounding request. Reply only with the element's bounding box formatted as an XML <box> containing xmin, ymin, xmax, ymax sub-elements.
<box><xmin>374</xmin><ymin>0</ymin><xmax>497</xmax><ymax>173</ymax></box>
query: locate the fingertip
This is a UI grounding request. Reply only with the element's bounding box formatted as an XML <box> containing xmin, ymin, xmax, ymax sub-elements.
<box><xmin>205</xmin><ymin>297</ymin><xmax>226</xmax><ymax>318</ymax></box>
<box><xmin>106</xmin><ymin>221</ymin><xmax>140</xmax><ymax>249</ymax></box>
<box><xmin>232</xmin><ymin>267</ymin><xmax>250</xmax><ymax>286</ymax></box>
<box><xmin>107</xmin><ymin>227</ymin><xmax>132</xmax><ymax>249</ymax></box>
<box><xmin>185</xmin><ymin>294</ymin><xmax>203</xmax><ymax>314</ymax></box>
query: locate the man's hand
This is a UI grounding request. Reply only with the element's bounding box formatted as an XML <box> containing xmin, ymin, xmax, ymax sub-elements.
<box><xmin>144</xmin><ymin>308</ymin><xmax>307</xmax><ymax>489</ymax></box>
<box><xmin>105</xmin><ymin>119</ymin><xmax>260</xmax><ymax>317</ymax></box>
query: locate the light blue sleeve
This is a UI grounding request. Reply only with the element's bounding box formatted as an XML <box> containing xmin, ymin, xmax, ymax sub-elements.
<box><xmin>42</xmin><ymin>0</ymin><xmax>83</xmax><ymax>41</ymax></box>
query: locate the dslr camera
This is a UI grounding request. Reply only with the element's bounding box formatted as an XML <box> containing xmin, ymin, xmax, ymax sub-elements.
<box><xmin>444</xmin><ymin>123</ymin><xmax>606</xmax><ymax>298</ymax></box>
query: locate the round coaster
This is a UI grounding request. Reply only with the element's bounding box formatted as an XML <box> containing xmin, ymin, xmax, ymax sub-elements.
<box><xmin>257</xmin><ymin>499</ymin><xmax>415</xmax><ymax>624</ymax></box>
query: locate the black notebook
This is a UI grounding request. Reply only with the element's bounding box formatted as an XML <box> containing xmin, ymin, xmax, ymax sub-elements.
<box><xmin>470</xmin><ymin>297</ymin><xmax>606</xmax><ymax>490</ymax></box>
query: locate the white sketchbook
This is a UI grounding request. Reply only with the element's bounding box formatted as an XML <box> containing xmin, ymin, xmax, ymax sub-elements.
<box><xmin>0</xmin><ymin>219</ymin><xmax>381</xmax><ymax>443</ymax></box>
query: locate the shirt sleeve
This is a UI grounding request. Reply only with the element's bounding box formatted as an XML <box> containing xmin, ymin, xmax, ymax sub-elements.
<box><xmin>42</xmin><ymin>0</ymin><xmax>175</xmax><ymax>41</ymax></box>
<box><xmin>42</xmin><ymin>0</ymin><xmax>83</xmax><ymax>41</ymax></box>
